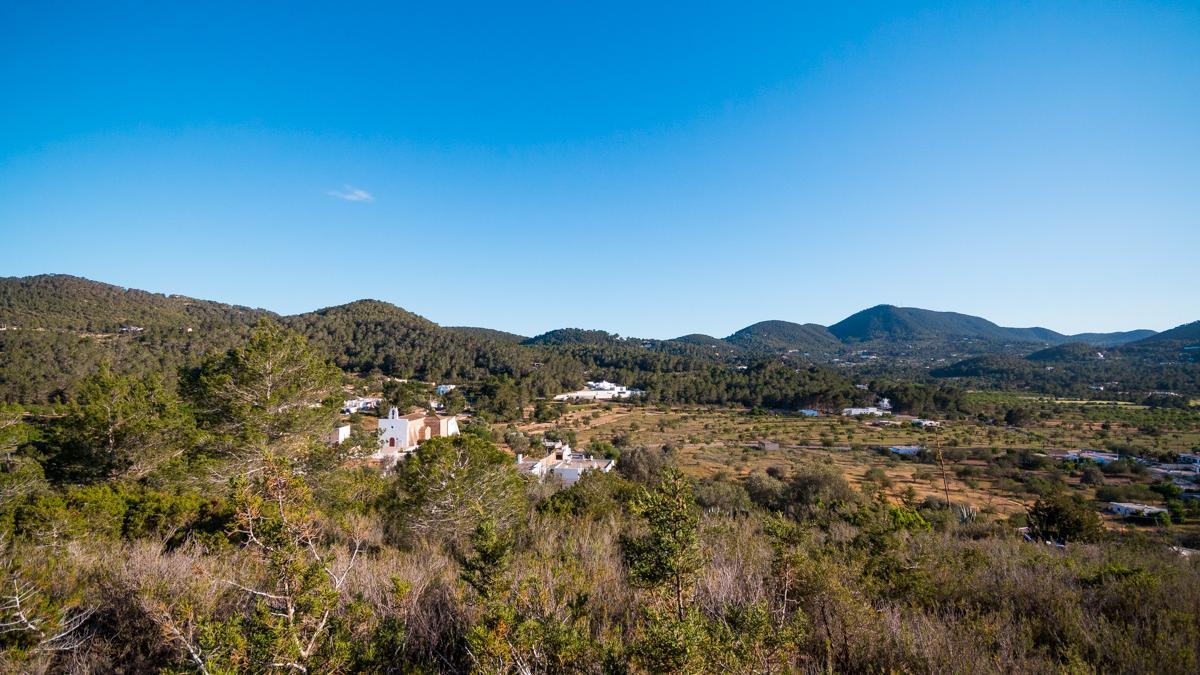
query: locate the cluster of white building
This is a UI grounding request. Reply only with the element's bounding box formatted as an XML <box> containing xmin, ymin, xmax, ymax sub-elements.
<box><xmin>1054</xmin><ymin>448</ymin><xmax>1200</xmax><ymax>497</ymax></box>
<box><xmin>342</xmin><ymin>397</ymin><xmax>382</xmax><ymax>414</ymax></box>
<box><xmin>553</xmin><ymin>381</ymin><xmax>644</xmax><ymax>401</ymax></box>
<box><xmin>516</xmin><ymin>439</ymin><xmax>615</xmax><ymax>486</ymax></box>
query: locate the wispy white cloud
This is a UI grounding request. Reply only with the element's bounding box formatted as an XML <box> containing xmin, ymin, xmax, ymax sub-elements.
<box><xmin>327</xmin><ymin>185</ymin><xmax>374</xmax><ymax>202</ymax></box>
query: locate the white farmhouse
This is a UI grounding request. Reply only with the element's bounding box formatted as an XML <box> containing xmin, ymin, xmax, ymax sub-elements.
<box><xmin>516</xmin><ymin>441</ymin><xmax>615</xmax><ymax>486</ymax></box>
<box><xmin>553</xmin><ymin>381</ymin><xmax>644</xmax><ymax>401</ymax></box>
<box><xmin>1108</xmin><ymin>502</ymin><xmax>1168</xmax><ymax>517</ymax></box>
<box><xmin>843</xmin><ymin>407</ymin><xmax>885</xmax><ymax>417</ymax></box>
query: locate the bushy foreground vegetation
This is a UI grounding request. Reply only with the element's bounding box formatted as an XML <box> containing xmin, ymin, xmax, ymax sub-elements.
<box><xmin>0</xmin><ymin>322</ymin><xmax>1197</xmax><ymax>673</ymax></box>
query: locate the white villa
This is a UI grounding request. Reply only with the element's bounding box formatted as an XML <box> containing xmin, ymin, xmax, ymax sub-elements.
<box><xmin>553</xmin><ymin>381</ymin><xmax>644</xmax><ymax>401</ymax></box>
<box><xmin>843</xmin><ymin>407</ymin><xmax>886</xmax><ymax>417</ymax></box>
<box><xmin>374</xmin><ymin>407</ymin><xmax>460</xmax><ymax>463</ymax></box>
<box><xmin>1065</xmin><ymin>450</ymin><xmax>1121</xmax><ymax>465</ymax></box>
<box><xmin>1108</xmin><ymin>502</ymin><xmax>1168</xmax><ymax>517</ymax></box>
<box><xmin>516</xmin><ymin>440</ymin><xmax>616</xmax><ymax>486</ymax></box>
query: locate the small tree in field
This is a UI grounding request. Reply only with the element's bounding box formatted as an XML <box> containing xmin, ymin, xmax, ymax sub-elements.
<box><xmin>622</xmin><ymin>468</ymin><xmax>701</xmax><ymax>620</ymax></box>
<box><xmin>1028</xmin><ymin>492</ymin><xmax>1104</xmax><ymax>544</ymax></box>
<box><xmin>458</xmin><ymin>516</ymin><xmax>511</xmax><ymax>603</ymax></box>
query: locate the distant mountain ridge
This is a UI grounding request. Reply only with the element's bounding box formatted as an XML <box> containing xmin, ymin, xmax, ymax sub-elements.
<box><xmin>1135</xmin><ymin>320</ymin><xmax>1200</xmax><ymax>345</ymax></box>
<box><xmin>660</xmin><ymin>307</ymin><xmax>1157</xmax><ymax>358</ymax></box>
<box><xmin>825</xmin><ymin>304</ymin><xmax>1153</xmax><ymax>347</ymax></box>
<box><xmin>0</xmin><ymin>274</ymin><xmax>1195</xmax><ymax>402</ymax></box>
<box><xmin>0</xmin><ymin>276</ymin><xmax>1169</xmax><ymax>353</ymax></box>
<box><xmin>0</xmin><ymin>274</ymin><xmax>1182</xmax><ymax>375</ymax></box>
<box><xmin>829</xmin><ymin>305</ymin><xmax>1017</xmax><ymax>343</ymax></box>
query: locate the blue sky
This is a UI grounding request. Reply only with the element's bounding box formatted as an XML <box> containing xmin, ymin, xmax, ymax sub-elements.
<box><xmin>1</xmin><ymin>1</ymin><xmax>1197</xmax><ymax>338</ymax></box>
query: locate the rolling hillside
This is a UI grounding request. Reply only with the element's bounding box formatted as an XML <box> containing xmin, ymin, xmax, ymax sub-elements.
<box><xmin>0</xmin><ymin>274</ymin><xmax>271</xmax><ymax>331</ymax></box>
<box><xmin>522</xmin><ymin>328</ymin><xmax>622</xmax><ymax>347</ymax></box>
<box><xmin>448</xmin><ymin>326</ymin><xmax>528</xmax><ymax>344</ymax></box>
<box><xmin>670</xmin><ymin>333</ymin><xmax>741</xmax><ymax>354</ymax></box>
<box><xmin>932</xmin><ymin>320</ymin><xmax>1200</xmax><ymax>397</ymax></box>
<box><xmin>283</xmin><ymin>300</ymin><xmax>532</xmax><ymax>382</ymax></box>
<box><xmin>0</xmin><ymin>274</ymin><xmax>1191</xmax><ymax>402</ymax></box>
<box><xmin>828</xmin><ymin>304</ymin><xmax>1155</xmax><ymax>348</ymax></box>
<box><xmin>831</xmin><ymin>305</ymin><xmax>1043</xmax><ymax>343</ymax></box>
<box><xmin>723</xmin><ymin>320</ymin><xmax>840</xmax><ymax>354</ymax></box>
<box><xmin>1067</xmin><ymin>329</ymin><xmax>1158</xmax><ymax>347</ymax></box>
<box><xmin>1133</xmin><ymin>320</ymin><xmax>1200</xmax><ymax>345</ymax></box>
<box><xmin>1025</xmin><ymin>342</ymin><xmax>1106</xmax><ymax>362</ymax></box>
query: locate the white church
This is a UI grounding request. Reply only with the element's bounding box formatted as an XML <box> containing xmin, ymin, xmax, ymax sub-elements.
<box><xmin>373</xmin><ymin>407</ymin><xmax>460</xmax><ymax>464</ymax></box>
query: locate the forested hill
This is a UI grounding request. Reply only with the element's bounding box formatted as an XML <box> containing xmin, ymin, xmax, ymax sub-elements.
<box><xmin>282</xmin><ymin>299</ymin><xmax>533</xmax><ymax>382</ymax></box>
<box><xmin>0</xmin><ymin>276</ymin><xmax>568</xmax><ymax>403</ymax></box>
<box><xmin>678</xmin><ymin>308</ymin><xmax>1157</xmax><ymax>359</ymax></box>
<box><xmin>1067</xmin><ymin>329</ymin><xmax>1159</xmax><ymax>347</ymax></box>
<box><xmin>0</xmin><ymin>278</ymin><xmax>537</xmax><ymax>402</ymax></box>
<box><xmin>830</xmin><ymin>305</ymin><xmax>1019</xmax><ymax>342</ymax></box>
<box><xmin>827</xmin><ymin>304</ymin><xmax>1157</xmax><ymax>348</ymax></box>
<box><xmin>1</xmin><ymin>277</ymin><xmax>859</xmax><ymax>411</ymax></box>
<box><xmin>1133</xmin><ymin>320</ymin><xmax>1200</xmax><ymax>345</ymax></box>
<box><xmin>931</xmin><ymin>322</ymin><xmax>1200</xmax><ymax>398</ymax></box>
<box><xmin>0</xmin><ymin>274</ymin><xmax>272</xmax><ymax>330</ymax></box>
<box><xmin>0</xmin><ymin>276</ymin><xmax>274</xmax><ymax>402</ymax></box>
<box><xmin>448</xmin><ymin>326</ymin><xmax>528</xmax><ymax>344</ymax></box>
<box><xmin>2</xmin><ymin>274</ymin><xmax>1190</xmax><ymax>406</ymax></box>
<box><xmin>522</xmin><ymin>328</ymin><xmax>622</xmax><ymax>346</ymax></box>
<box><xmin>723</xmin><ymin>320</ymin><xmax>841</xmax><ymax>354</ymax></box>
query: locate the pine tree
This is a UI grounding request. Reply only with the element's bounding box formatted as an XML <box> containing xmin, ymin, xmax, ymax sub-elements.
<box><xmin>622</xmin><ymin>468</ymin><xmax>701</xmax><ymax>620</ymax></box>
<box><xmin>183</xmin><ymin>320</ymin><xmax>341</xmax><ymax>460</ymax></box>
<box><xmin>56</xmin><ymin>363</ymin><xmax>194</xmax><ymax>479</ymax></box>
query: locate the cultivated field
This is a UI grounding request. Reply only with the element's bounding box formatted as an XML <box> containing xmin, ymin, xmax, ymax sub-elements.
<box><xmin>512</xmin><ymin>396</ymin><xmax>1200</xmax><ymax>526</ymax></box>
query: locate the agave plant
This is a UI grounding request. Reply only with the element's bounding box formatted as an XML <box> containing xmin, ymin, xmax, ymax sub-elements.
<box><xmin>955</xmin><ymin>503</ymin><xmax>979</xmax><ymax>525</ymax></box>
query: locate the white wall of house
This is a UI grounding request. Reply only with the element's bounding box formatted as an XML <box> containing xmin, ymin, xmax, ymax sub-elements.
<box><xmin>376</xmin><ymin>408</ymin><xmax>413</xmax><ymax>457</ymax></box>
<box><xmin>329</xmin><ymin>424</ymin><xmax>351</xmax><ymax>445</ymax></box>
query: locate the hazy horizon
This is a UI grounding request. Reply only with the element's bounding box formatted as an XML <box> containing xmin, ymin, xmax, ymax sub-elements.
<box><xmin>3</xmin><ymin>2</ymin><xmax>1198</xmax><ymax>338</ymax></box>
